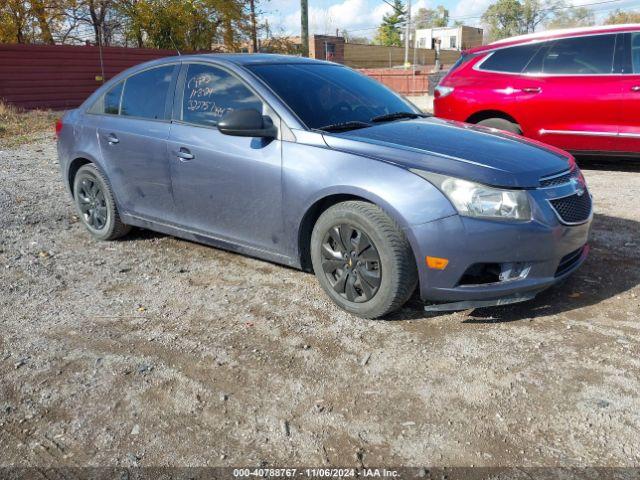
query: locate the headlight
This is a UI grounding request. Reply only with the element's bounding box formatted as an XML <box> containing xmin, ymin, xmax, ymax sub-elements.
<box><xmin>412</xmin><ymin>170</ymin><xmax>531</xmax><ymax>221</ymax></box>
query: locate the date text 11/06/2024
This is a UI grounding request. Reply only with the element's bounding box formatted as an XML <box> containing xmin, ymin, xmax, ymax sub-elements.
<box><xmin>232</xmin><ymin>468</ymin><xmax>400</xmax><ymax>477</ymax></box>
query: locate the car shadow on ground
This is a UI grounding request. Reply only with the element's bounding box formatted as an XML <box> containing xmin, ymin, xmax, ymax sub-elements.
<box><xmin>112</xmin><ymin>210</ymin><xmax>638</xmax><ymax>325</ymax></box>
<box><xmin>576</xmin><ymin>156</ymin><xmax>640</xmax><ymax>173</ymax></box>
<box><xmin>118</xmin><ymin>228</ymin><xmax>165</xmax><ymax>242</ymax></box>
<box><xmin>391</xmin><ymin>213</ymin><xmax>640</xmax><ymax>323</ymax></box>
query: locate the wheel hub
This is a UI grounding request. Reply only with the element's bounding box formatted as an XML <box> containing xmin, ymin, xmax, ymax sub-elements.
<box><xmin>320</xmin><ymin>224</ymin><xmax>382</xmax><ymax>303</ymax></box>
<box><xmin>77</xmin><ymin>176</ymin><xmax>107</xmax><ymax>230</ymax></box>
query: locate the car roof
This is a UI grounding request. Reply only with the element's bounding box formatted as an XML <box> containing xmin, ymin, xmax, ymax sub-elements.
<box><xmin>152</xmin><ymin>53</ymin><xmax>337</xmax><ymax>67</ymax></box>
<box><xmin>466</xmin><ymin>23</ymin><xmax>640</xmax><ymax>54</ymax></box>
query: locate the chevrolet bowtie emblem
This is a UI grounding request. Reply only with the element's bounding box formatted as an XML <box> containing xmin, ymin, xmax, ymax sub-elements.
<box><xmin>571</xmin><ymin>177</ymin><xmax>585</xmax><ymax>197</ymax></box>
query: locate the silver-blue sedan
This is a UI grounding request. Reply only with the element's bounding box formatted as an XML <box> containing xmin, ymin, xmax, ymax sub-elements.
<box><xmin>56</xmin><ymin>54</ymin><xmax>592</xmax><ymax>318</ymax></box>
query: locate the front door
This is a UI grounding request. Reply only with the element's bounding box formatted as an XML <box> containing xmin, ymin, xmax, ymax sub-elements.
<box><xmin>168</xmin><ymin>63</ymin><xmax>283</xmax><ymax>253</ymax></box>
<box><xmin>97</xmin><ymin>64</ymin><xmax>179</xmax><ymax>221</ymax></box>
<box><xmin>514</xmin><ymin>33</ymin><xmax>619</xmax><ymax>153</ymax></box>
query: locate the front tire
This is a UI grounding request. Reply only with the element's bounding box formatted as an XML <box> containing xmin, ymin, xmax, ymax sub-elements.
<box><xmin>310</xmin><ymin>201</ymin><xmax>417</xmax><ymax>319</ymax></box>
<box><xmin>476</xmin><ymin>117</ymin><xmax>522</xmax><ymax>135</ymax></box>
<box><xmin>73</xmin><ymin>164</ymin><xmax>131</xmax><ymax>241</ymax></box>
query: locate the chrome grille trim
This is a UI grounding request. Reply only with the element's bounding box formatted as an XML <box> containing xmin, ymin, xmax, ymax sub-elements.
<box><xmin>539</xmin><ymin>168</ymin><xmax>573</xmax><ymax>188</ymax></box>
<box><xmin>547</xmin><ymin>192</ymin><xmax>593</xmax><ymax>225</ymax></box>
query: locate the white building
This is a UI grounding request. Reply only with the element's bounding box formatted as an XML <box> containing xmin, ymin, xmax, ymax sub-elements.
<box><xmin>414</xmin><ymin>26</ymin><xmax>484</xmax><ymax>51</ymax></box>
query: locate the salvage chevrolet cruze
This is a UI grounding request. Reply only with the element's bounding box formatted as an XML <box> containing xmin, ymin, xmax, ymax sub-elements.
<box><xmin>56</xmin><ymin>54</ymin><xmax>592</xmax><ymax>318</ymax></box>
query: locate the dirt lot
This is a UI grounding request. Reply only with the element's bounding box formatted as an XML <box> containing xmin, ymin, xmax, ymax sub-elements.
<box><xmin>1</xmin><ymin>133</ymin><xmax>639</xmax><ymax>468</ymax></box>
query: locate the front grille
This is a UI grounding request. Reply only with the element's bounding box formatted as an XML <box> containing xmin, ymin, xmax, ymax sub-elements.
<box><xmin>555</xmin><ymin>246</ymin><xmax>586</xmax><ymax>277</ymax></box>
<box><xmin>549</xmin><ymin>193</ymin><xmax>592</xmax><ymax>224</ymax></box>
<box><xmin>540</xmin><ymin>170</ymin><xmax>573</xmax><ymax>188</ymax></box>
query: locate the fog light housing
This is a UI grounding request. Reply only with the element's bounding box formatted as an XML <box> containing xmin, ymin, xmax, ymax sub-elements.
<box><xmin>458</xmin><ymin>262</ymin><xmax>531</xmax><ymax>286</ymax></box>
<box><xmin>499</xmin><ymin>262</ymin><xmax>531</xmax><ymax>282</ymax></box>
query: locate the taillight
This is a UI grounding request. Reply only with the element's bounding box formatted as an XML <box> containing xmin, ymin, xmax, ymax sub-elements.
<box><xmin>434</xmin><ymin>86</ymin><xmax>454</xmax><ymax>99</ymax></box>
<box><xmin>55</xmin><ymin>118</ymin><xmax>63</xmax><ymax>138</ymax></box>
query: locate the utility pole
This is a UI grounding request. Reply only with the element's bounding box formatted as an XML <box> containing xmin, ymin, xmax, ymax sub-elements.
<box><xmin>300</xmin><ymin>0</ymin><xmax>309</xmax><ymax>57</ymax></box>
<box><xmin>404</xmin><ymin>0</ymin><xmax>411</xmax><ymax>68</ymax></box>
<box><xmin>249</xmin><ymin>0</ymin><xmax>258</xmax><ymax>52</ymax></box>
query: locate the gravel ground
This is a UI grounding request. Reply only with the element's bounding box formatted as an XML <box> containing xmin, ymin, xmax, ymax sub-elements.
<box><xmin>1</xmin><ymin>133</ymin><xmax>639</xmax><ymax>468</ymax></box>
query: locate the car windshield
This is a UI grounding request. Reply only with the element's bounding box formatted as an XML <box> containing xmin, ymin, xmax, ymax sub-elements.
<box><xmin>247</xmin><ymin>63</ymin><xmax>419</xmax><ymax>131</ymax></box>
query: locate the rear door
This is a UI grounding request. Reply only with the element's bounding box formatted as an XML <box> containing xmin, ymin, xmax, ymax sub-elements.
<box><xmin>616</xmin><ymin>32</ymin><xmax>640</xmax><ymax>153</ymax></box>
<box><xmin>469</xmin><ymin>43</ymin><xmax>543</xmax><ymax>123</ymax></box>
<box><xmin>96</xmin><ymin>64</ymin><xmax>179</xmax><ymax>222</ymax></box>
<box><xmin>514</xmin><ymin>33</ymin><xmax>619</xmax><ymax>153</ymax></box>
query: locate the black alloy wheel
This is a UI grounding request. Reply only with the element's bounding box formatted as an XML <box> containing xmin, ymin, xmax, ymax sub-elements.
<box><xmin>73</xmin><ymin>164</ymin><xmax>131</xmax><ymax>241</ymax></box>
<box><xmin>310</xmin><ymin>201</ymin><xmax>418</xmax><ymax>319</ymax></box>
<box><xmin>76</xmin><ymin>175</ymin><xmax>108</xmax><ymax>230</ymax></box>
<box><xmin>321</xmin><ymin>224</ymin><xmax>382</xmax><ymax>303</ymax></box>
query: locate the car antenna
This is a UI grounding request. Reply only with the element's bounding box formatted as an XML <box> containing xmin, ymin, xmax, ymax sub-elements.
<box><xmin>169</xmin><ymin>35</ymin><xmax>181</xmax><ymax>56</ymax></box>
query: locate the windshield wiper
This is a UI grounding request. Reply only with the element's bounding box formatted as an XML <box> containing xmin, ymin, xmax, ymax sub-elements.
<box><xmin>317</xmin><ymin>121</ymin><xmax>371</xmax><ymax>133</ymax></box>
<box><xmin>370</xmin><ymin>111</ymin><xmax>429</xmax><ymax>123</ymax></box>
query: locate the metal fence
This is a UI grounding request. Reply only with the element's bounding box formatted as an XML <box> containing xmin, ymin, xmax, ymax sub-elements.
<box><xmin>0</xmin><ymin>44</ymin><xmax>178</xmax><ymax>109</ymax></box>
<box><xmin>0</xmin><ymin>43</ymin><xmax>448</xmax><ymax>109</ymax></box>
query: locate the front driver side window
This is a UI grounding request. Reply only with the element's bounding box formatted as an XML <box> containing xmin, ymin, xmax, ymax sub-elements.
<box><xmin>181</xmin><ymin>64</ymin><xmax>263</xmax><ymax>127</ymax></box>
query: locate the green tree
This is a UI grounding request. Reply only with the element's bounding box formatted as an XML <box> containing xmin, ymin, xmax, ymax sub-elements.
<box><xmin>374</xmin><ymin>0</ymin><xmax>405</xmax><ymax>47</ymax></box>
<box><xmin>116</xmin><ymin>0</ymin><xmax>146</xmax><ymax>47</ymax></box>
<box><xmin>481</xmin><ymin>0</ymin><xmax>524</xmax><ymax>41</ymax></box>
<box><xmin>414</xmin><ymin>6</ymin><xmax>449</xmax><ymax>29</ymax></box>
<box><xmin>546</xmin><ymin>7</ymin><xmax>594</xmax><ymax>29</ymax></box>
<box><xmin>482</xmin><ymin>0</ymin><xmax>576</xmax><ymax>41</ymax></box>
<box><xmin>604</xmin><ymin>9</ymin><xmax>640</xmax><ymax>24</ymax></box>
<box><xmin>0</xmin><ymin>0</ymin><xmax>32</xmax><ymax>43</ymax></box>
<box><xmin>521</xmin><ymin>0</ymin><xmax>564</xmax><ymax>33</ymax></box>
<box><xmin>0</xmin><ymin>0</ymin><xmax>70</xmax><ymax>44</ymax></box>
<box><xmin>0</xmin><ymin>0</ymin><xmax>256</xmax><ymax>51</ymax></box>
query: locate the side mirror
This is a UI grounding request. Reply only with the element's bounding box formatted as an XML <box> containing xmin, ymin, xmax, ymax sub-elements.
<box><xmin>217</xmin><ymin>109</ymin><xmax>277</xmax><ymax>138</ymax></box>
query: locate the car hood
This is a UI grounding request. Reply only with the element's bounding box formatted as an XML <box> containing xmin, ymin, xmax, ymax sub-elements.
<box><xmin>321</xmin><ymin>117</ymin><xmax>573</xmax><ymax>188</ymax></box>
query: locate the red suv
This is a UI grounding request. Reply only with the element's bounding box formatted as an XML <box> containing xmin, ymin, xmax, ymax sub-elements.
<box><xmin>434</xmin><ymin>24</ymin><xmax>640</xmax><ymax>157</ymax></box>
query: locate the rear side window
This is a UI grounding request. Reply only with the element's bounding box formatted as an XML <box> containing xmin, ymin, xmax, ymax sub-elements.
<box><xmin>180</xmin><ymin>64</ymin><xmax>263</xmax><ymax>127</ymax></box>
<box><xmin>88</xmin><ymin>81</ymin><xmax>123</xmax><ymax>115</ymax></box>
<box><xmin>447</xmin><ymin>53</ymin><xmax>479</xmax><ymax>74</ymax></box>
<box><xmin>479</xmin><ymin>44</ymin><xmax>541</xmax><ymax>73</ymax></box>
<box><xmin>542</xmin><ymin>34</ymin><xmax>616</xmax><ymax>74</ymax></box>
<box><xmin>121</xmin><ymin>65</ymin><xmax>175</xmax><ymax>120</ymax></box>
<box><xmin>104</xmin><ymin>82</ymin><xmax>123</xmax><ymax>114</ymax></box>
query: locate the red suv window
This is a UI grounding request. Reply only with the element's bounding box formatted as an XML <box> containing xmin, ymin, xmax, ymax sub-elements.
<box><xmin>478</xmin><ymin>44</ymin><xmax>541</xmax><ymax>73</ymax></box>
<box><xmin>540</xmin><ymin>34</ymin><xmax>616</xmax><ymax>75</ymax></box>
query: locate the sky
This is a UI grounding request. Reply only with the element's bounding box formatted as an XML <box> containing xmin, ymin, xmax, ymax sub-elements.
<box><xmin>262</xmin><ymin>0</ymin><xmax>640</xmax><ymax>38</ymax></box>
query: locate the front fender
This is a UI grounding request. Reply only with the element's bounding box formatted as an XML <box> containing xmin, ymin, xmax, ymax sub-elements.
<box><xmin>282</xmin><ymin>141</ymin><xmax>456</xmax><ymax>261</ymax></box>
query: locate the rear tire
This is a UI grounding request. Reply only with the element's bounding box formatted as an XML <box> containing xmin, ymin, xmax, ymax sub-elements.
<box><xmin>73</xmin><ymin>164</ymin><xmax>131</xmax><ymax>241</ymax></box>
<box><xmin>476</xmin><ymin>117</ymin><xmax>522</xmax><ymax>135</ymax></box>
<box><xmin>310</xmin><ymin>201</ymin><xmax>417</xmax><ymax>319</ymax></box>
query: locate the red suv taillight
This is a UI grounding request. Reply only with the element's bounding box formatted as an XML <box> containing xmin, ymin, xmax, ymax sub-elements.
<box><xmin>55</xmin><ymin>118</ymin><xmax>63</xmax><ymax>139</ymax></box>
<box><xmin>434</xmin><ymin>86</ymin><xmax>455</xmax><ymax>98</ymax></box>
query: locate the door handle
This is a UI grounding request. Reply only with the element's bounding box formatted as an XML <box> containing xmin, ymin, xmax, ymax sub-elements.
<box><xmin>176</xmin><ymin>148</ymin><xmax>194</xmax><ymax>161</ymax></box>
<box><xmin>106</xmin><ymin>134</ymin><xmax>119</xmax><ymax>144</ymax></box>
<box><xmin>631</xmin><ymin>86</ymin><xmax>640</xmax><ymax>92</ymax></box>
<box><xmin>522</xmin><ymin>87</ymin><xmax>542</xmax><ymax>94</ymax></box>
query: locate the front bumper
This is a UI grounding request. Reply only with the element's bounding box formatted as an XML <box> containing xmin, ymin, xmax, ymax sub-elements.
<box><xmin>407</xmin><ymin>207</ymin><xmax>592</xmax><ymax>307</ymax></box>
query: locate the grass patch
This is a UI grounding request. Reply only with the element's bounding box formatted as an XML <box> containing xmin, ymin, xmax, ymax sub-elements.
<box><xmin>0</xmin><ymin>101</ymin><xmax>61</xmax><ymax>148</ymax></box>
